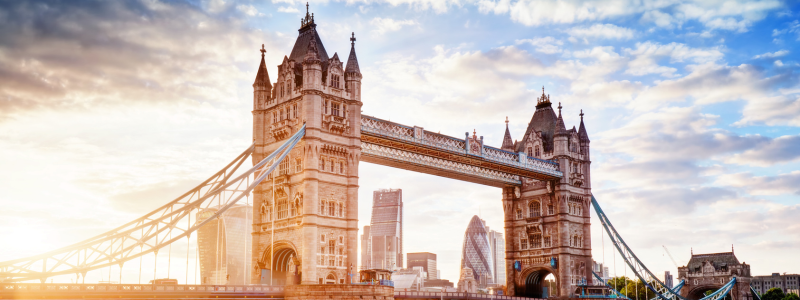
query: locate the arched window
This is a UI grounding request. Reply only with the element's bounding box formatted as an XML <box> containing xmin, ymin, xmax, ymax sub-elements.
<box><xmin>276</xmin><ymin>191</ymin><xmax>288</xmax><ymax>219</ymax></box>
<box><xmin>319</xmin><ymin>200</ymin><xmax>326</xmax><ymax>215</ymax></box>
<box><xmin>529</xmin><ymin>201</ymin><xmax>541</xmax><ymax>218</ymax></box>
<box><xmin>535</xmin><ymin>146</ymin><xmax>540</xmax><ymax>157</ymax></box>
<box><xmin>527</xmin><ymin>147</ymin><xmax>532</xmax><ymax>157</ymax></box>
<box><xmin>279</xmin><ymin>158</ymin><xmax>289</xmax><ymax>175</ymax></box>
<box><xmin>328</xmin><ymin>201</ymin><xmax>335</xmax><ymax>216</ymax></box>
<box><xmin>339</xmin><ymin>236</ymin><xmax>344</xmax><ymax>244</ymax></box>
<box><xmin>320</xmin><ymin>234</ymin><xmax>325</xmax><ymax>242</ymax></box>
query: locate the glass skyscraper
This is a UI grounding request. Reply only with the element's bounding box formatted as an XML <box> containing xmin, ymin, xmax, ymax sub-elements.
<box><xmin>196</xmin><ymin>204</ymin><xmax>252</xmax><ymax>285</ymax></box>
<box><xmin>460</xmin><ymin>215</ymin><xmax>494</xmax><ymax>288</ymax></box>
<box><xmin>360</xmin><ymin>189</ymin><xmax>403</xmax><ymax>270</ymax></box>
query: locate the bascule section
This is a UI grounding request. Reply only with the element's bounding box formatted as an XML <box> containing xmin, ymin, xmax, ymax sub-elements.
<box><xmin>501</xmin><ymin>90</ymin><xmax>593</xmax><ymax>298</ymax></box>
<box><xmin>250</xmin><ymin>6</ymin><xmax>363</xmax><ymax>287</ymax></box>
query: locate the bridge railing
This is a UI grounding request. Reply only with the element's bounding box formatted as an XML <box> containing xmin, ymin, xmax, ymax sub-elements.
<box><xmin>394</xmin><ymin>291</ymin><xmax>541</xmax><ymax>300</ymax></box>
<box><xmin>360</xmin><ymin>116</ymin><xmax>562</xmax><ymax>177</ymax></box>
<box><xmin>1</xmin><ymin>283</ymin><xmax>285</xmax><ymax>294</ymax></box>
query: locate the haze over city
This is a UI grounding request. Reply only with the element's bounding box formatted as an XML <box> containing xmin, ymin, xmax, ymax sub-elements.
<box><xmin>0</xmin><ymin>0</ymin><xmax>799</xmax><ymax>289</ymax></box>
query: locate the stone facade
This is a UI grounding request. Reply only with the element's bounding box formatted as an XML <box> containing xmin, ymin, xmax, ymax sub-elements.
<box><xmin>250</xmin><ymin>7</ymin><xmax>363</xmax><ymax>286</ymax></box>
<box><xmin>678</xmin><ymin>251</ymin><xmax>753</xmax><ymax>300</ymax></box>
<box><xmin>285</xmin><ymin>284</ymin><xmax>394</xmax><ymax>300</ymax></box>
<box><xmin>501</xmin><ymin>91</ymin><xmax>592</xmax><ymax>297</ymax></box>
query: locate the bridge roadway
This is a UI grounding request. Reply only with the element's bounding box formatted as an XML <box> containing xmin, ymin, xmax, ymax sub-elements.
<box><xmin>360</xmin><ymin>115</ymin><xmax>563</xmax><ymax>187</ymax></box>
<box><xmin>0</xmin><ymin>283</ymin><xmax>566</xmax><ymax>300</ymax></box>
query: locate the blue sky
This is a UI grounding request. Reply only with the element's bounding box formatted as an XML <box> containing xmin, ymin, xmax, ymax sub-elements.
<box><xmin>0</xmin><ymin>0</ymin><xmax>799</xmax><ymax>284</ymax></box>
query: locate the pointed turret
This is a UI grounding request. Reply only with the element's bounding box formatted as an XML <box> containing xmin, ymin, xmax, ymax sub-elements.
<box><xmin>304</xmin><ymin>34</ymin><xmax>320</xmax><ymax>63</ymax></box>
<box><xmin>578</xmin><ymin>109</ymin><xmax>590</xmax><ymax>142</ymax></box>
<box><xmin>554</xmin><ymin>102</ymin><xmax>568</xmax><ymax>136</ymax></box>
<box><xmin>253</xmin><ymin>44</ymin><xmax>272</xmax><ymax>90</ymax></box>
<box><xmin>345</xmin><ymin>32</ymin><xmax>361</xmax><ymax>75</ymax></box>
<box><xmin>501</xmin><ymin>117</ymin><xmax>515</xmax><ymax>152</ymax></box>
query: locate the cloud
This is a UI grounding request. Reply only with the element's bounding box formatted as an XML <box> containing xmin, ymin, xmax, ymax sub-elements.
<box><xmin>278</xmin><ymin>6</ymin><xmax>299</xmax><ymax>13</ymax></box>
<box><xmin>623</xmin><ymin>42</ymin><xmax>725</xmax><ymax>77</ymax></box>
<box><xmin>515</xmin><ymin>37</ymin><xmax>563</xmax><ymax>54</ymax></box>
<box><xmin>753</xmin><ymin>50</ymin><xmax>789</xmax><ymax>59</ymax></box>
<box><xmin>566</xmin><ymin>24</ymin><xmax>635</xmax><ymax>42</ymax></box>
<box><xmin>368</xmin><ymin>17</ymin><xmax>417</xmax><ymax>35</ymax></box>
<box><xmin>716</xmin><ymin>172</ymin><xmax>800</xmax><ymax>195</ymax></box>
<box><xmin>736</xmin><ymin>93</ymin><xmax>800</xmax><ymax>126</ymax></box>
<box><xmin>236</xmin><ymin>4</ymin><xmax>261</xmax><ymax>16</ymax></box>
<box><xmin>724</xmin><ymin>135</ymin><xmax>800</xmax><ymax>166</ymax></box>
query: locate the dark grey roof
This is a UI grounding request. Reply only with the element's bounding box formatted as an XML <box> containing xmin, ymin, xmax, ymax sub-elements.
<box><xmin>501</xmin><ymin>123</ymin><xmax>514</xmax><ymax>151</ymax></box>
<box><xmin>288</xmin><ymin>24</ymin><xmax>329</xmax><ymax>65</ymax></box>
<box><xmin>686</xmin><ymin>252</ymin><xmax>740</xmax><ymax>271</ymax></box>
<box><xmin>253</xmin><ymin>53</ymin><xmax>271</xmax><ymax>88</ymax></box>
<box><xmin>554</xmin><ymin>112</ymin><xmax>568</xmax><ymax>136</ymax></box>
<box><xmin>345</xmin><ymin>43</ymin><xmax>360</xmax><ymax>74</ymax></box>
<box><xmin>517</xmin><ymin>101</ymin><xmax>557</xmax><ymax>152</ymax></box>
<box><xmin>578</xmin><ymin>117</ymin><xmax>589</xmax><ymax>142</ymax></box>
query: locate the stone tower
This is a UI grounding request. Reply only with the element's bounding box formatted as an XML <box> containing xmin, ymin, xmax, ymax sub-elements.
<box><xmin>502</xmin><ymin>89</ymin><xmax>592</xmax><ymax>297</ymax></box>
<box><xmin>250</xmin><ymin>6</ymin><xmax>363</xmax><ymax>285</ymax></box>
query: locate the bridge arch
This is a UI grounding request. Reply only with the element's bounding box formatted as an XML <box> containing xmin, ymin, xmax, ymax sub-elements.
<box><xmin>686</xmin><ymin>284</ymin><xmax>731</xmax><ymax>300</ymax></box>
<box><xmin>517</xmin><ymin>266</ymin><xmax>559</xmax><ymax>298</ymax></box>
<box><xmin>259</xmin><ymin>241</ymin><xmax>299</xmax><ymax>285</ymax></box>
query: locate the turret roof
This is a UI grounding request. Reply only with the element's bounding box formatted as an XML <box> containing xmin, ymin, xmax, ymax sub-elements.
<box><xmin>501</xmin><ymin>117</ymin><xmax>514</xmax><ymax>151</ymax></box>
<box><xmin>288</xmin><ymin>6</ymin><xmax>329</xmax><ymax>65</ymax></box>
<box><xmin>253</xmin><ymin>44</ymin><xmax>271</xmax><ymax>88</ymax></box>
<box><xmin>578</xmin><ymin>110</ymin><xmax>590</xmax><ymax>142</ymax></box>
<box><xmin>345</xmin><ymin>32</ymin><xmax>361</xmax><ymax>74</ymax></box>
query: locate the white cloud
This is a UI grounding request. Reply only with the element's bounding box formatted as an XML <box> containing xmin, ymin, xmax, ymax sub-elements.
<box><xmin>515</xmin><ymin>37</ymin><xmax>563</xmax><ymax>54</ymax></box>
<box><xmin>236</xmin><ymin>4</ymin><xmax>261</xmax><ymax>16</ymax></box>
<box><xmin>623</xmin><ymin>42</ymin><xmax>724</xmax><ymax>77</ymax></box>
<box><xmin>368</xmin><ymin>17</ymin><xmax>418</xmax><ymax>35</ymax></box>
<box><xmin>566</xmin><ymin>23</ymin><xmax>635</xmax><ymax>42</ymax></box>
<box><xmin>716</xmin><ymin>172</ymin><xmax>800</xmax><ymax>195</ymax></box>
<box><xmin>278</xmin><ymin>6</ymin><xmax>300</xmax><ymax>13</ymax></box>
<box><xmin>753</xmin><ymin>50</ymin><xmax>789</xmax><ymax>59</ymax></box>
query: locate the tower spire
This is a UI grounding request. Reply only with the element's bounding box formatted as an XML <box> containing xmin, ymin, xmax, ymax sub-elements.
<box><xmin>345</xmin><ymin>32</ymin><xmax>361</xmax><ymax>74</ymax></box>
<box><xmin>501</xmin><ymin>116</ymin><xmax>515</xmax><ymax>151</ymax></box>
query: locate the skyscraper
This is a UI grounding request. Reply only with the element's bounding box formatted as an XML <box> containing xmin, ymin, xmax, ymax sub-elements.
<box><xmin>460</xmin><ymin>215</ymin><xmax>494</xmax><ymax>288</ymax></box>
<box><xmin>407</xmin><ymin>252</ymin><xmax>438</xmax><ymax>280</ymax></box>
<box><xmin>196</xmin><ymin>204</ymin><xmax>252</xmax><ymax>285</ymax></box>
<box><xmin>486</xmin><ymin>228</ymin><xmax>506</xmax><ymax>286</ymax></box>
<box><xmin>361</xmin><ymin>189</ymin><xmax>403</xmax><ymax>270</ymax></box>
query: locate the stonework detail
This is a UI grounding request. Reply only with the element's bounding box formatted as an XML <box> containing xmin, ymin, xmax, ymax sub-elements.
<box><xmin>250</xmin><ymin>6</ymin><xmax>362</xmax><ymax>285</ymax></box>
<box><xmin>678</xmin><ymin>251</ymin><xmax>753</xmax><ymax>300</ymax></box>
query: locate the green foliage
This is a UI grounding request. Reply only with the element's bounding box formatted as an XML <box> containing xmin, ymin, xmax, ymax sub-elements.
<box><xmin>783</xmin><ymin>292</ymin><xmax>799</xmax><ymax>300</ymax></box>
<box><xmin>606</xmin><ymin>276</ymin><xmax>656</xmax><ymax>300</ymax></box>
<box><xmin>763</xmin><ymin>288</ymin><xmax>786</xmax><ymax>300</ymax></box>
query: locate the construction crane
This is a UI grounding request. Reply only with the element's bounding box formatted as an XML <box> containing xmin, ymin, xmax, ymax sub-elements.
<box><xmin>663</xmin><ymin>245</ymin><xmax>680</xmax><ymax>268</ymax></box>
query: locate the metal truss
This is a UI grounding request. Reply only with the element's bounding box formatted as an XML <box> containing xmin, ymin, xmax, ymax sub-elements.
<box><xmin>751</xmin><ymin>286</ymin><xmax>761</xmax><ymax>300</ymax></box>
<box><xmin>591</xmin><ymin>195</ymin><xmax>737</xmax><ymax>300</ymax></box>
<box><xmin>0</xmin><ymin>125</ymin><xmax>306</xmax><ymax>283</ymax></box>
<box><xmin>361</xmin><ymin>141</ymin><xmax>522</xmax><ymax>186</ymax></box>
<box><xmin>592</xmin><ymin>271</ymin><xmax>630</xmax><ymax>299</ymax></box>
<box><xmin>649</xmin><ymin>280</ymin><xmax>685</xmax><ymax>300</ymax></box>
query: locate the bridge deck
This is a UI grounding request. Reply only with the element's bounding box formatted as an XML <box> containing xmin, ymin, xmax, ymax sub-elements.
<box><xmin>360</xmin><ymin>116</ymin><xmax>562</xmax><ymax>187</ymax></box>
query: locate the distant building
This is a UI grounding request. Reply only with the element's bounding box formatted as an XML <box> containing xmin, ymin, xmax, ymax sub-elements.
<box><xmin>361</xmin><ymin>189</ymin><xmax>403</xmax><ymax>270</ymax></box>
<box><xmin>665</xmin><ymin>271</ymin><xmax>673</xmax><ymax>289</ymax></box>
<box><xmin>677</xmin><ymin>251</ymin><xmax>753</xmax><ymax>300</ymax></box>
<box><xmin>486</xmin><ymin>226</ymin><xmax>506</xmax><ymax>286</ymax></box>
<box><xmin>592</xmin><ymin>260</ymin><xmax>611</xmax><ymax>282</ymax></box>
<box><xmin>394</xmin><ymin>267</ymin><xmax>426</xmax><ymax>291</ymax></box>
<box><xmin>407</xmin><ymin>252</ymin><xmax>437</xmax><ymax>280</ymax></box>
<box><xmin>460</xmin><ymin>215</ymin><xmax>494</xmax><ymax>288</ymax></box>
<box><xmin>751</xmin><ymin>273</ymin><xmax>800</xmax><ymax>295</ymax></box>
<box><xmin>196</xmin><ymin>204</ymin><xmax>252</xmax><ymax>285</ymax></box>
<box><xmin>426</xmin><ymin>279</ymin><xmax>455</xmax><ymax>288</ymax></box>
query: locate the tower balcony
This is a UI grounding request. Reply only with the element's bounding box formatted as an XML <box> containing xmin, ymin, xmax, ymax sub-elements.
<box><xmin>322</xmin><ymin>114</ymin><xmax>350</xmax><ymax>135</ymax></box>
<box><xmin>270</xmin><ymin>118</ymin><xmax>300</xmax><ymax>140</ymax></box>
<box><xmin>570</xmin><ymin>172</ymin><xmax>584</xmax><ymax>187</ymax></box>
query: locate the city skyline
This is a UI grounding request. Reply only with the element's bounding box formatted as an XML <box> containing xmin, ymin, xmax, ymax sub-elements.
<box><xmin>0</xmin><ymin>0</ymin><xmax>799</xmax><ymax>286</ymax></box>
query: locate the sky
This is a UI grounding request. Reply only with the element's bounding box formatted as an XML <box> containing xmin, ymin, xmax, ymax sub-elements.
<box><xmin>1</xmin><ymin>0</ymin><xmax>799</xmax><ymax>285</ymax></box>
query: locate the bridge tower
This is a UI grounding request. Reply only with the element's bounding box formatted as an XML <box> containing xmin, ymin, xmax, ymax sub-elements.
<box><xmin>251</xmin><ymin>6</ymin><xmax>363</xmax><ymax>285</ymax></box>
<box><xmin>678</xmin><ymin>251</ymin><xmax>753</xmax><ymax>300</ymax></box>
<box><xmin>502</xmin><ymin>90</ymin><xmax>593</xmax><ymax>297</ymax></box>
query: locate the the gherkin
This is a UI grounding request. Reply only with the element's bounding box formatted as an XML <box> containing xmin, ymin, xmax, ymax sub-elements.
<box><xmin>460</xmin><ymin>215</ymin><xmax>494</xmax><ymax>287</ymax></box>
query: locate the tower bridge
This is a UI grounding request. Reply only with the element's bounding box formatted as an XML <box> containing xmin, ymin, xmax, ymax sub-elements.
<box><xmin>0</xmin><ymin>6</ymin><xmax>749</xmax><ymax>300</ymax></box>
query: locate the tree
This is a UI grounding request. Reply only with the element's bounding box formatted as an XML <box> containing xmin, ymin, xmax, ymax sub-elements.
<box><xmin>783</xmin><ymin>293</ymin><xmax>799</xmax><ymax>300</ymax></box>
<box><xmin>763</xmin><ymin>288</ymin><xmax>785</xmax><ymax>300</ymax></box>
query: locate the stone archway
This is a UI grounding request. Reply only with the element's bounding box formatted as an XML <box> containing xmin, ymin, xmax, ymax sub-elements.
<box><xmin>259</xmin><ymin>242</ymin><xmax>298</xmax><ymax>286</ymax></box>
<box><xmin>518</xmin><ymin>267</ymin><xmax>558</xmax><ymax>298</ymax></box>
<box><xmin>687</xmin><ymin>285</ymin><xmax>730</xmax><ymax>300</ymax></box>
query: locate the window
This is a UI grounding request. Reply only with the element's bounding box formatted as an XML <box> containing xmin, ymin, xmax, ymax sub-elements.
<box><xmin>548</xmin><ymin>204</ymin><xmax>554</xmax><ymax>215</ymax></box>
<box><xmin>280</xmin><ymin>109</ymin><xmax>285</xmax><ymax>121</ymax></box>
<box><xmin>286</xmin><ymin>82</ymin><xmax>290</xmax><ymax>94</ymax></box>
<box><xmin>279</xmin><ymin>158</ymin><xmax>289</xmax><ymax>175</ymax></box>
<box><xmin>287</xmin><ymin>106</ymin><xmax>291</xmax><ymax>119</ymax></box>
<box><xmin>261</xmin><ymin>204</ymin><xmax>270</xmax><ymax>223</ymax></box>
<box><xmin>529</xmin><ymin>201</ymin><xmax>541</xmax><ymax>218</ymax></box>
<box><xmin>272</xmin><ymin>112</ymin><xmax>277</xmax><ymax>123</ymax></box>
<box><xmin>276</xmin><ymin>192</ymin><xmax>288</xmax><ymax>219</ymax></box>
<box><xmin>319</xmin><ymin>157</ymin><xmax>325</xmax><ymax>171</ymax></box>
<box><xmin>544</xmin><ymin>236</ymin><xmax>551</xmax><ymax>248</ymax></box>
<box><xmin>329</xmin><ymin>258</ymin><xmax>335</xmax><ymax>267</ymax></box>
<box><xmin>293</xmin><ymin>104</ymin><xmax>298</xmax><ymax>118</ymax></box>
<box><xmin>295</xmin><ymin>158</ymin><xmax>302</xmax><ymax>173</ymax></box>
<box><xmin>535</xmin><ymin>147</ymin><xmax>540</xmax><ymax>157</ymax></box>
<box><xmin>527</xmin><ymin>147</ymin><xmax>532</xmax><ymax>157</ymax></box>
<box><xmin>329</xmin><ymin>202</ymin><xmax>335</xmax><ymax>216</ymax></box>
<box><xmin>329</xmin><ymin>160</ymin><xmax>334</xmax><ymax>172</ymax></box>
<box><xmin>320</xmin><ymin>246</ymin><xmax>325</xmax><ymax>254</ymax></box>
<box><xmin>339</xmin><ymin>236</ymin><xmax>344</xmax><ymax>244</ymax></box>
<box><xmin>332</xmin><ymin>103</ymin><xmax>340</xmax><ymax>117</ymax></box>
<box><xmin>521</xmin><ymin>237</ymin><xmax>528</xmax><ymax>250</ymax></box>
<box><xmin>333</xmin><ymin>161</ymin><xmax>338</xmax><ymax>174</ymax></box>
<box><xmin>321</xmin><ymin>234</ymin><xmax>326</xmax><ymax>242</ymax></box>
<box><xmin>320</xmin><ymin>201</ymin><xmax>326</xmax><ymax>215</ymax></box>
<box><xmin>323</xmin><ymin>100</ymin><xmax>329</xmax><ymax>114</ymax></box>
<box><xmin>329</xmin><ymin>240</ymin><xmax>335</xmax><ymax>254</ymax></box>
<box><xmin>339</xmin><ymin>161</ymin><xmax>344</xmax><ymax>174</ymax></box>
<box><xmin>337</xmin><ymin>203</ymin><xmax>343</xmax><ymax>217</ymax></box>
<box><xmin>531</xmin><ymin>233</ymin><xmax>542</xmax><ymax>248</ymax></box>
<box><xmin>279</xmin><ymin>85</ymin><xmax>283</xmax><ymax>97</ymax></box>
<box><xmin>516</xmin><ymin>209</ymin><xmax>522</xmax><ymax>220</ymax></box>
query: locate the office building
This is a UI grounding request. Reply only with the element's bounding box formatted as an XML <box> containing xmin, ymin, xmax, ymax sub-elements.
<box><xmin>460</xmin><ymin>215</ymin><xmax>494</xmax><ymax>288</ymax></box>
<box><xmin>486</xmin><ymin>227</ymin><xmax>506</xmax><ymax>286</ymax></box>
<box><xmin>196</xmin><ymin>204</ymin><xmax>252</xmax><ymax>285</ymax></box>
<box><xmin>751</xmin><ymin>273</ymin><xmax>800</xmax><ymax>295</ymax></box>
<box><xmin>407</xmin><ymin>252</ymin><xmax>438</xmax><ymax>280</ymax></box>
<box><xmin>361</xmin><ymin>189</ymin><xmax>403</xmax><ymax>270</ymax></box>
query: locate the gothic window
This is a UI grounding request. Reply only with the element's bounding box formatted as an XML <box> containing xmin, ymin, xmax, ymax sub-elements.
<box><xmin>276</xmin><ymin>191</ymin><xmax>288</xmax><ymax>219</ymax></box>
<box><xmin>328</xmin><ymin>201</ymin><xmax>335</xmax><ymax>216</ymax></box>
<box><xmin>531</xmin><ymin>233</ymin><xmax>542</xmax><ymax>248</ymax></box>
<box><xmin>320</xmin><ymin>200</ymin><xmax>326</xmax><ymax>215</ymax></box>
<box><xmin>516</xmin><ymin>209</ymin><xmax>522</xmax><ymax>220</ymax></box>
<box><xmin>332</xmin><ymin>103</ymin><xmax>340</xmax><ymax>117</ymax></box>
<box><xmin>279</xmin><ymin>85</ymin><xmax>283</xmax><ymax>97</ymax></box>
<box><xmin>548</xmin><ymin>204</ymin><xmax>554</xmax><ymax>215</ymax></box>
<box><xmin>527</xmin><ymin>147</ymin><xmax>532</xmax><ymax>157</ymax></box>
<box><xmin>286</xmin><ymin>82</ymin><xmax>290</xmax><ymax>94</ymax></box>
<box><xmin>280</xmin><ymin>109</ymin><xmax>285</xmax><ymax>121</ymax></box>
<box><xmin>544</xmin><ymin>236</ymin><xmax>551</xmax><ymax>248</ymax></box>
<box><xmin>535</xmin><ymin>146</ymin><xmax>540</xmax><ymax>157</ymax></box>
<box><xmin>329</xmin><ymin>160</ymin><xmax>334</xmax><ymax>172</ymax></box>
<box><xmin>529</xmin><ymin>201</ymin><xmax>541</xmax><ymax>218</ymax></box>
<box><xmin>293</xmin><ymin>104</ymin><xmax>298</xmax><ymax>118</ymax></box>
<box><xmin>295</xmin><ymin>158</ymin><xmax>302</xmax><ymax>173</ymax></box>
<box><xmin>279</xmin><ymin>158</ymin><xmax>289</xmax><ymax>175</ymax></box>
<box><xmin>521</xmin><ymin>237</ymin><xmax>528</xmax><ymax>250</ymax></box>
<box><xmin>329</xmin><ymin>240</ymin><xmax>335</xmax><ymax>254</ymax></box>
<box><xmin>319</xmin><ymin>157</ymin><xmax>325</xmax><ymax>171</ymax></box>
<box><xmin>339</xmin><ymin>161</ymin><xmax>344</xmax><ymax>174</ymax></box>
